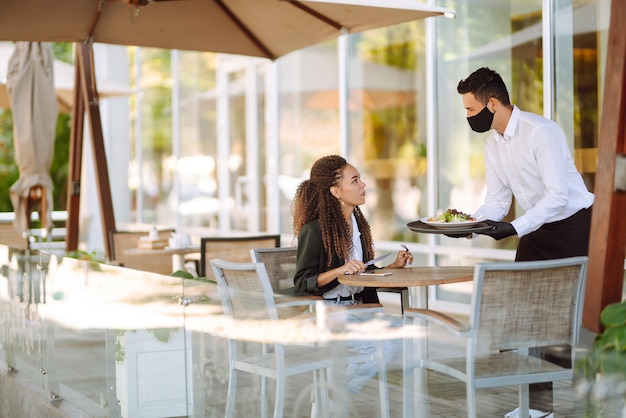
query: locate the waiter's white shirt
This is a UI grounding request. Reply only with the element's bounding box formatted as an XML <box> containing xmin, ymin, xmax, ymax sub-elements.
<box><xmin>473</xmin><ymin>106</ymin><xmax>594</xmax><ymax>237</ymax></box>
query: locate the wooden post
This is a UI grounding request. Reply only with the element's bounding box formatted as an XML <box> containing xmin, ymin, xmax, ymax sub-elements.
<box><xmin>75</xmin><ymin>41</ymin><xmax>117</xmax><ymax>260</ymax></box>
<box><xmin>583</xmin><ymin>0</ymin><xmax>626</xmax><ymax>333</ymax></box>
<box><xmin>65</xmin><ymin>46</ymin><xmax>85</xmax><ymax>253</ymax></box>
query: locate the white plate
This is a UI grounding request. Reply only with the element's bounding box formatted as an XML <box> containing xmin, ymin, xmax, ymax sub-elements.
<box><xmin>420</xmin><ymin>216</ymin><xmax>485</xmax><ymax>229</ymax></box>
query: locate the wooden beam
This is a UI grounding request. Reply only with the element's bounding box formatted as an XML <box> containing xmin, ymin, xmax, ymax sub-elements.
<box><xmin>583</xmin><ymin>0</ymin><xmax>626</xmax><ymax>333</ymax></box>
<box><xmin>65</xmin><ymin>46</ymin><xmax>85</xmax><ymax>253</ymax></box>
<box><xmin>76</xmin><ymin>42</ymin><xmax>117</xmax><ymax>260</ymax></box>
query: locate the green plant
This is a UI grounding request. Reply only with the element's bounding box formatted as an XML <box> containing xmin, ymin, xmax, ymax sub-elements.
<box><xmin>577</xmin><ymin>301</ymin><xmax>626</xmax><ymax>416</ymax></box>
<box><xmin>64</xmin><ymin>249</ymin><xmax>105</xmax><ymax>263</ymax></box>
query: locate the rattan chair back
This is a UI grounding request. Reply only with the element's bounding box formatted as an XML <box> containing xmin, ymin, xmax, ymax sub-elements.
<box><xmin>250</xmin><ymin>247</ymin><xmax>297</xmax><ymax>293</ymax></box>
<box><xmin>473</xmin><ymin>258</ymin><xmax>587</xmax><ymax>352</ymax></box>
<box><xmin>110</xmin><ymin>228</ymin><xmax>175</xmax><ymax>274</ymax></box>
<box><xmin>200</xmin><ymin>235</ymin><xmax>280</xmax><ymax>279</ymax></box>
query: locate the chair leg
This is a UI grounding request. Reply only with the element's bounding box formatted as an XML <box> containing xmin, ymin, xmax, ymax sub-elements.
<box><xmin>225</xmin><ymin>368</ymin><xmax>238</xmax><ymax>418</ymax></box>
<box><xmin>377</xmin><ymin>339</ymin><xmax>390</xmax><ymax>418</ymax></box>
<box><xmin>273</xmin><ymin>373</ymin><xmax>286</xmax><ymax>418</ymax></box>
<box><xmin>261</xmin><ymin>375</ymin><xmax>268</xmax><ymax>418</ymax></box>
<box><xmin>466</xmin><ymin>381</ymin><xmax>477</xmax><ymax>418</ymax></box>
<box><xmin>519</xmin><ymin>384</ymin><xmax>530</xmax><ymax>418</ymax></box>
<box><xmin>311</xmin><ymin>369</ymin><xmax>329</xmax><ymax>418</ymax></box>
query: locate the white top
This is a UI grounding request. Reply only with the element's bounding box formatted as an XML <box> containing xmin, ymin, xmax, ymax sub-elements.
<box><xmin>322</xmin><ymin>213</ymin><xmax>364</xmax><ymax>299</ymax></box>
<box><xmin>473</xmin><ymin>106</ymin><xmax>594</xmax><ymax>237</ymax></box>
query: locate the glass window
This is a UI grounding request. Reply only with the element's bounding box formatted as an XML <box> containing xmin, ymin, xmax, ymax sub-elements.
<box><xmin>437</xmin><ymin>1</ymin><xmax>543</xmax><ymax>254</ymax></box>
<box><xmin>130</xmin><ymin>47</ymin><xmax>173</xmax><ymax>225</ymax></box>
<box><xmin>347</xmin><ymin>23</ymin><xmax>428</xmax><ymax>243</ymax></box>
<box><xmin>276</xmin><ymin>42</ymin><xmax>342</xmax><ymax>235</ymax></box>
<box><xmin>175</xmin><ymin>51</ymin><xmax>218</xmax><ymax>229</ymax></box>
<box><xmin>554</xmin><ymin>0</ymin><xmax>610</xmax><ymax>192</ymax></box>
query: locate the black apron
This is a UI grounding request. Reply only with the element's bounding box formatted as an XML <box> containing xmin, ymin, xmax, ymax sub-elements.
<box><xmin>515</xmin><ymin>206</ymin><xmax>592</xmax><ymax>261</ymax></box>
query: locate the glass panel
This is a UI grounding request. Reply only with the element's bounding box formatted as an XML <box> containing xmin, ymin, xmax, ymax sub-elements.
<box><xmin>0</xmin><ymin>249</ymin><xmax>45</xmax><ymax>386</ymax></box>
<box><xmin>225</xmin><ymin>68</ymin><xmax>247</xmax><ymax>231</ymax></box>
<box><xmin>554</xmin><ymin>0</ymin><xmax>610</xmax><ymax>192</ymax></box>
<box><xmin>437</xmin><ymin>0</ymin><xmax>543</xmax><ymax>254</ymax></box>
<box><xmin>276</xmin><ymin>42</ymin><xmax>342</xmax><ymax>235</ymax></box>
<box><xmin>132</xmin><ymin>48</ymin><xmax>173</xmax><ymax>225</ymax></box>
<box><xmin>42</xmin><ymin>252</ymin><xmax>186</xmax><ymax>417</ymax></box>
<box><xmin>0</xmin><ymin>243</ymin><xmax>596</xmax><ymax>416</ymax></box>
<box><xmin>348</xmin><ymin>23</ymin><xmax>427</xmax><ymax>243</ymax></box>
<box><xmin>175</xmin><ymin>51</ymin><xmax>219</xmax><ymax>229</ymax></box>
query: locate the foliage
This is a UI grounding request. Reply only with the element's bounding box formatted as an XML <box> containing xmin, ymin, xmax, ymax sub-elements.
<box><xmin>171</xmin><ymin>269</ymin><xmax>195</xmax><ymax>279</ymax></box>
<box><xmin>0</xmin><ymin>109</ymin><xmax>19</xmax><ymax>212</ymax></box>
<box><xmin>64</xmin><ymin>249</ymin><xmax>105</xmax><ymax>263</ymax></box>
<box><xmin>170</xmin><ymin>269</ymin><xmax>216</xmax><ymax>285</ymax></box>
<box><xmin>582</xmin><ymin>302</ymin><xmax>626</xmax><ymax>378</ymax></box>
<box><xmin>576</xmin><ymin>302</ymin><xmax>626</xmax><ymax>415</ymax></box>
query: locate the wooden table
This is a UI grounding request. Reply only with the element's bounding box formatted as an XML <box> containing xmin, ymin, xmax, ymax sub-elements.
<box><xmin>340</xmin><ymin>266</ymin><xmax>475</xmax><ymax>418</ymax></box>
<box><xmin>123</xmin><ymin>246</ymin><xmax>200</xmax><ymax>273</ymax></box>
<box><xmin>339</xmin><ymin>266</ymin><xmax>475</xmax><ymax>310</ymax></box>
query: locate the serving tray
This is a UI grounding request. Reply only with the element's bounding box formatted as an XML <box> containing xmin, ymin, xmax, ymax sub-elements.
<box><xmin>407</xmin><ymin>220</ymin><xmax>494</xmax><ymax>235</ymax></box>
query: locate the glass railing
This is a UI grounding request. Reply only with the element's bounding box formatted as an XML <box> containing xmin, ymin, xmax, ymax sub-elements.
<box><xmin>0</xmin><ymin>243</ymin><xmax>594</xmax><ymax>417</ymax></box>
<box><xmin>0</xmin><ymin>245</ymin><xmax>199</xmax><ymax>417</ymax></box>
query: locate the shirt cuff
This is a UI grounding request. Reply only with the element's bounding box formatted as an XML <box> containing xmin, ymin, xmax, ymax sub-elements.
<box><xmin>511</xmin><ymin>218</ymin><xmax>528</xmax><ymax>237</ymax></box>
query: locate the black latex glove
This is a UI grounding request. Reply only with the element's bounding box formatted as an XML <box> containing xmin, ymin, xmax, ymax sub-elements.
<box><xmin>475</xmin><ymin>220</ymin><xmax>517</xmax><ymax>240</ymax></box>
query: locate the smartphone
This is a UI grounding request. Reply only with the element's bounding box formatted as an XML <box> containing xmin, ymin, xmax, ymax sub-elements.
<box><xmin>359</xmin><ymin>272</ymin><xmax>392</xmax><ymax>277</ymax></box>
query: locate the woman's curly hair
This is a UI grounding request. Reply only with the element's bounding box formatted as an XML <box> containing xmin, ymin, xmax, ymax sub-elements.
<box><xmin>291</xmin><ymin>155</ymin><xmax>374</xmax><ymax>266</ymax></box>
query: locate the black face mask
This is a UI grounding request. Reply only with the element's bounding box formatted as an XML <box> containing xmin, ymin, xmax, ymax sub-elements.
<box><xmin>467</xmin><ymin>105</ymin><xmax>494</xmax><ymax>133</ymax></box>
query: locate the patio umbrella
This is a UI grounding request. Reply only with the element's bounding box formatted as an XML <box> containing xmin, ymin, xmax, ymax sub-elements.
<box><xmin>0</xmin><ymin>42</ymin><xmax>133</xmax><ymax>112</ymax></box>
<box><xmin>0</xmin><ymin>0</ymin><xmax>455</xmax><ymax>59</ymax></box>
<box><xmin>0</xmin><ymin>0</ymin><xmax>455</xmax><ymax>258</ymax></box>
<box><xmin>6</xmin><ymin>42</ymin><xmax>58</xmax><ymax>235</ymax></box>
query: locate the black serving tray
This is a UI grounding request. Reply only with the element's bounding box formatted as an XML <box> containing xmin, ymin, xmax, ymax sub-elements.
<box><xmin>407</xmin><ymin>220</ymin><xmax>494</xmax><ymax>235</ymax></box>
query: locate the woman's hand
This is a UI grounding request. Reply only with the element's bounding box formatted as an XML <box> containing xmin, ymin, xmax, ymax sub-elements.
<box><xmin>387</xmin><ymin>248</ymin><xmax>413</xmax><ymax>269</ymax></box>
<box><xmin>342</xmin><ymin>259</ymin><xmax>367</xmax><ymax>275</ymax></box>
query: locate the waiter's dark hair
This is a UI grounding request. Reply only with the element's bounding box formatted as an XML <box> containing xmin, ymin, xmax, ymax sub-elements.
<box><xmin>457</xmin><ymin>67</ymin><xmax>511</xmax><ymax>106</ymax></box>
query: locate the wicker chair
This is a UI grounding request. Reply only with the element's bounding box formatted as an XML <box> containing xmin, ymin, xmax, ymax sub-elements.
<box><xmin>210</xmin><ymin>258</ymin><xmax>332</xmax><ymax>418</ymax></box>
<box><xmin>249</xmin><ymin>246</ymin><xmax>299</xmax><ymax>294</ymax></box>
<box><xmin>395</xmin><ymin>256</ymin><xmax>588</xmax><ymax>418</ymax></box>
<box><xmin>199</xmin><ymin>234</ymin><xmax>280</xmax><ymax>279</ymax></box>
<box><xmin>109</xmin><ymin>228</ymin><xmax>175</xmax><ymax>274</ymax></box>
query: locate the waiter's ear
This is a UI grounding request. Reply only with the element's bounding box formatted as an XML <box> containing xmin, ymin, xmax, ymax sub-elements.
<box><xmin>488</xmin><ymin>96</ymin><xmax>500</xmax><ymax>112</ymax></box>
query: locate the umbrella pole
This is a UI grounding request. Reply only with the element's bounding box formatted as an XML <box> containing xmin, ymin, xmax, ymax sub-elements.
<box><xmin>66</xmin><ymin>41</ymin><xmax>117</xmax><ymax>260</ymax></box>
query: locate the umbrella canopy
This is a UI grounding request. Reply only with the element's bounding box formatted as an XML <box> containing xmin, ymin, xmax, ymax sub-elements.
<box><xmin>0</xmin><ymin>0</ymin><xmax>455</xmax><ymax>258</ymax></box>
<box><xmin>6</xmin><ymin>42</ymin><xmax>58</xmax><ymax>235</ymax></box>
<box><xmin>0</xmin><ymin>42</ymin><xmax>133</xmax><ymax>112</ymax></box>
<box><xmin>0</xmin><ymin>0</ymin><xmax>455</xmax><ymax>59</ymax></box>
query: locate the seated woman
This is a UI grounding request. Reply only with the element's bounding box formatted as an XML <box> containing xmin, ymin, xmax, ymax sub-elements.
<box><xmin>291</xmin><ymin>154</ymin><xmax>412</xmax><ymax>394</ymax></box>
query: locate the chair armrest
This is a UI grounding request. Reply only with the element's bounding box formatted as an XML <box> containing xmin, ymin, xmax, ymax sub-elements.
<box><xmin>325</xmin><ymin>302</ymin><xmax>383</xmax><ymax>315</ymax></box>
<box><xmin>275</xmin><ymin>296</ymin><xmax>322</xmax><ymax>319</ymax></box>
<box><xmin>403</xmin><ymin>307</ymin><xmax>470</xmax><ymax>335</ymax></box>
<box><xmin>274</xmin><ymin>295</ymin><xmax>321</xmax><ymax>308</ymax></box>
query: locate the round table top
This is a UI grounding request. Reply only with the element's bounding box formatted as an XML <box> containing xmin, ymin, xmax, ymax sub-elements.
<box><xmin>338</xmin><ymin>265</ymin><xmax>474</xmax><ymax>288</ymax></box>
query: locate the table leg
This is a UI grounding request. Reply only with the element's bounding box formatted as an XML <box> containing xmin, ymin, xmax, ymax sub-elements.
<box><xmin>172</xmin><ymin>254</ymin><xmax>185</xmax><ymax>272</ymax></box>
<box><xmin>402</xmin><ymin>286</ymin><xmax>430</xmax><ymax>418</ymax></box>
<box><xmin>400</xmin><ymin>288</ymin><xmax>410</xmax><ymax>313</ymax></box>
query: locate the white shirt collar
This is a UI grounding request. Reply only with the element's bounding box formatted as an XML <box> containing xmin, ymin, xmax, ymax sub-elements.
<box><xmin>499</xmin><ymin>105</ymin><xmax>520</xmax><ymax>142</ymax></box>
